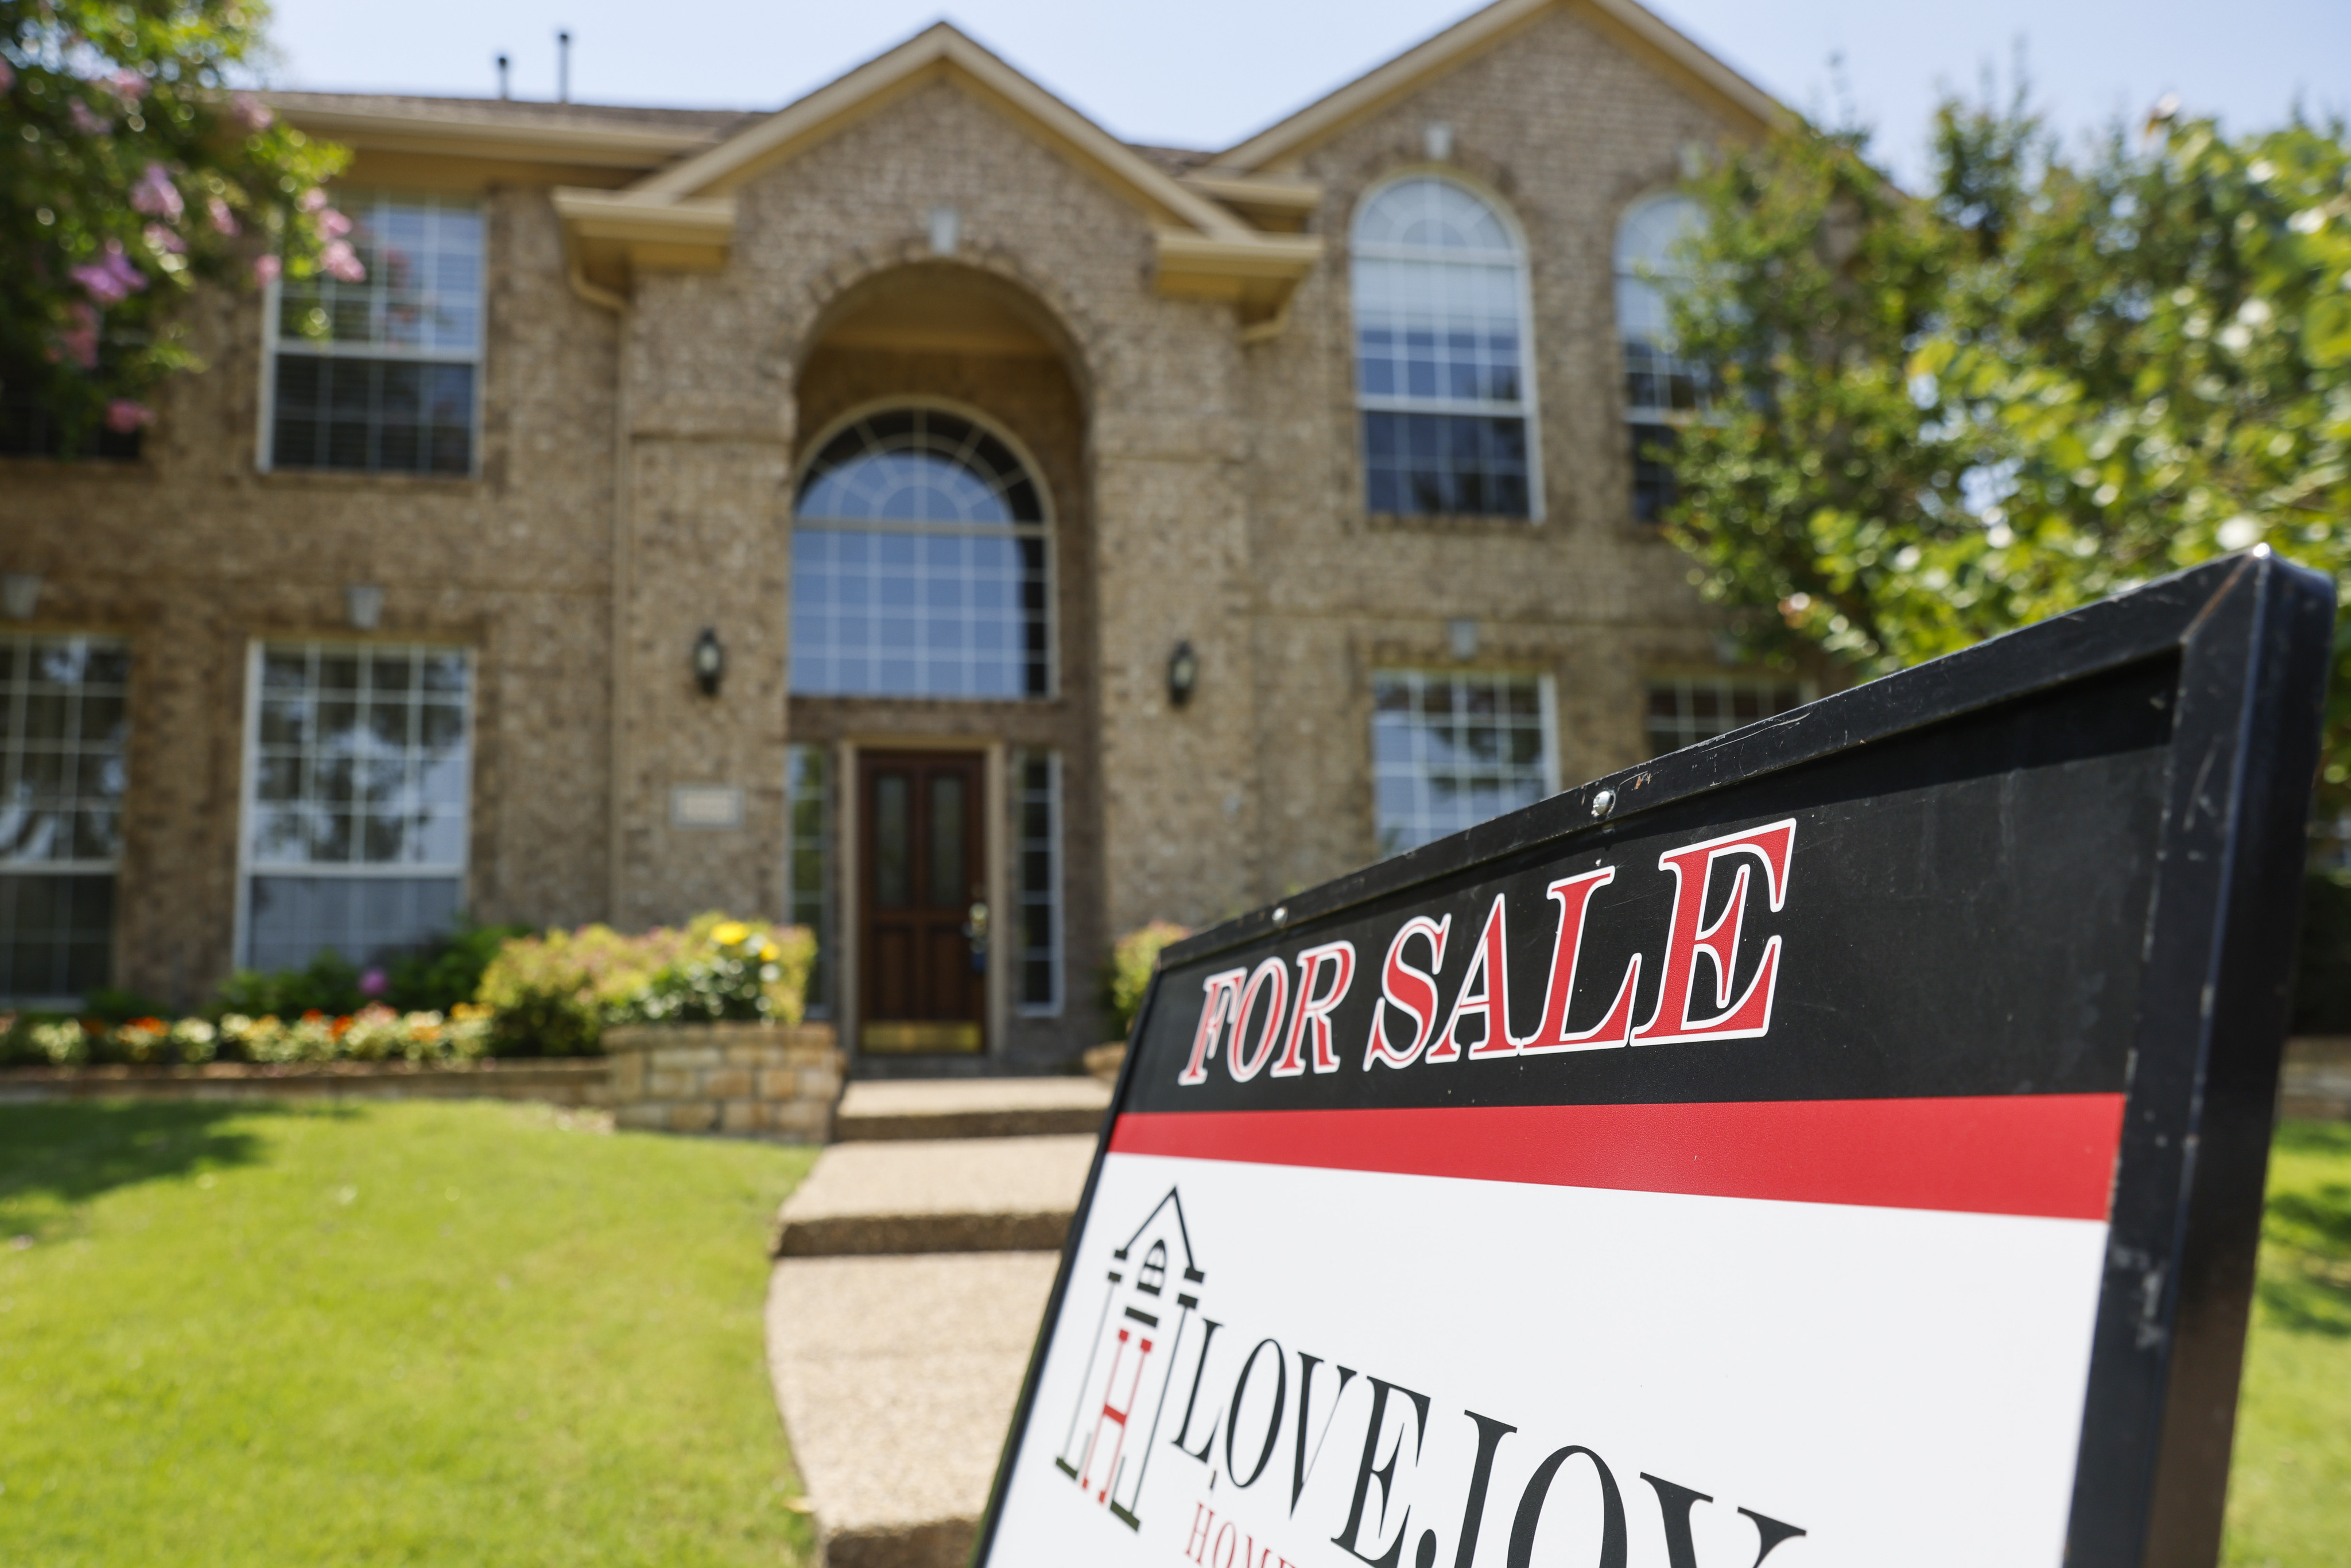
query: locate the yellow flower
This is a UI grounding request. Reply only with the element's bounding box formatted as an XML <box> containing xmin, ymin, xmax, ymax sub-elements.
<box><xmin>759</xmin><ymin>942</ymin><xmax>781</xmax><ymax>962</ymax></box>
<box><xmin>712</xmin><ymin>921</ymin><xmax>750</xmax><ymax>947</ymax></box>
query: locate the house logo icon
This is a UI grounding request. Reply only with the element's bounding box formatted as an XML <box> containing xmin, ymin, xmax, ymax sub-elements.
<box><xmin>1052</xmin><ymin>1187</ymin><xmax>1208</xmax><ymax>1530</ymax></box>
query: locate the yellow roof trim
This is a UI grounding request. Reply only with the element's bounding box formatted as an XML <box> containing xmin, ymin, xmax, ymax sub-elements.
<box><xmin>272</xmin><ymin>103</ymin><xmax>722</xmax><ymax>170</ymax></box>
<box><xmin>1153</xmin><ymin>231</ymin><xmax>1325</xmax><ymax>325</ymax></box>
<box><xmin>551</xmin><ymin>188</ymin><xmax>736</xmax><ymax>244</ymax></box>
<box><xmin>1219</xmin><ymin>0</ymin><xmax>1786</xmax><ymax>172</ymax></box>
<box><xmin>629</xmin><ymin>22</ymin><xmax>1250</xmax><ymax>239</ymax></box>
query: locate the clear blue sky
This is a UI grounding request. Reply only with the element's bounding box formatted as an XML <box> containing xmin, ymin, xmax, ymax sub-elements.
<box><xmin>266</xmin><ymin>0</ymin><xmax>2348</xmax><ymax>185</ymax></box>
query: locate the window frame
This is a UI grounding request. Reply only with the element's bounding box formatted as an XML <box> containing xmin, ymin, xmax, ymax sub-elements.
<box><xmin>0</xmin><ymin>632</ymin><xmax>129</xmax><ymax>1005</ymax></box>
<box><xmin>786</xmin><ymin>741</ymin><xmax>835</xmax><ymax>1020</ymax></box>
<box><xmin>1349</xmin><ymin>169</ymin><xmax>1546</xmax><ymax>523</ymax></box>
<box><xmin>1010</xmin><ymin>747</ymin><xmax>1064</xmax><ymax>1018</ymax></box>
<box><xmin>786</xmin><ymin>396</ymin><xmax>1060</xmax><ymax>702</ymax></box>
<box><xmin>1641</xmin><ymin>673</ymin><xmax>1817</xmax><ymax>759</ymax></box>
<box><xmin>256</xmin><ymin>188</ymin><xmax>488</xmax><ymax>480</ymax></box>
<box><xmin>1615</xmin><ymin>191</ymin><xmax>1709</xmax><ymax>525</ymax></box>
<box><xmin>231</xmin><ymin>638</ymin><xmax>478</xmax><ymax>972</ymax></box>
<box><xmin>1369</xmin><ymin>667</ymin><xmax>1561</xmax><ymax>859</ymax></box>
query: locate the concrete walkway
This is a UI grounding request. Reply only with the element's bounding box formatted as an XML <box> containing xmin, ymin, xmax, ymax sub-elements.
<box><xmin>765</xmin><ymin>1080</ymin><xmax>1099</xmax><ymax>1568</ymax></box>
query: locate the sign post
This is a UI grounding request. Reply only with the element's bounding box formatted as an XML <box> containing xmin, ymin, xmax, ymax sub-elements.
<box><xmin>977</xmin><ymin>552</ymin><xmax>2334</xmax><ymax>1568</ymax></box>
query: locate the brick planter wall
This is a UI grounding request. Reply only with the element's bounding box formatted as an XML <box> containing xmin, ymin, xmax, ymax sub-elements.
<box><xmin>603</xmin><ymin>1022</ymin><xmax>842</xmax><ymax>1141</ymax></box>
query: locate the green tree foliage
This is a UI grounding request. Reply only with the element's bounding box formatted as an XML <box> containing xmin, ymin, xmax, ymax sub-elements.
<box><xmin>1</xmin><ymin>0</ymin><xmax>348</xmax><ymax>448</ymax></box>
<box><xmin>1665</xmin><ymin>95</ymin><xmax>2351</xmax><ymax>806</ymax></box>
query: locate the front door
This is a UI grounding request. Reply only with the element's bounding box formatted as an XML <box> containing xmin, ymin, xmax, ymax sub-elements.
<box><xmin>858</xmin><ymin>751</ymin><xmax>987</xmax><ymax>1054</ymax></box>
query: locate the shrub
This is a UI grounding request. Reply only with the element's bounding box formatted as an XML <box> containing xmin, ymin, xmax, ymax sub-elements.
<box><xmin>475</xmin><ymin>924</ymin><xmax>688</xmax><ymax>1057</ymax></box>
<box><xmin>616</xmin><ymin>918</ymin><xmax>816</xmax><ymax>1026</ymax></box>
<box><xmin>1101</xmin><ymin>921</ymin><xmax>1192</xmax><ymax>1043</ymax></box>
<box><xmin>211</xmin><ymin>950</ymin><xmax>367</xmax><ymax>1020</ymax></box>
<box><xmin>386</xmin><ymin>921</ymin><xmax>533</xmax><ymax>1014</ymax></box>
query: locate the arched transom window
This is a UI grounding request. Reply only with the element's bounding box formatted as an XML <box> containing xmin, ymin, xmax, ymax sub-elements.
<box><xmin>1616</xmin><ymin>194</ymin><xmax>1705</xmax><ymax>522</ymax></box>
<box><xmin>789</xmin><ymin>407</ymin><xmax>1050</xmax><ymax>698</ymax></box>
<box><xmin>1351</xmin><ymin>176</ymin><xmax>1536</xmax><ymax>518</ymax></box>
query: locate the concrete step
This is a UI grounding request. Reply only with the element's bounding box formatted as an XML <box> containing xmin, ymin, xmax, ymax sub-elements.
<box><xmin>833</xmin><ymin>1076</ymin><xmax>1112</xmax><ymax>1142</ymax></box>
<box><xmin>767</xmin><ymin>1251</ymin><xmax>1061</xmax><ymax>1568</ymax></box>
<box><xmin>773</xmin><ymin>1135</ymin><xmax>1097</xmax><ymax>1257</ymax></box>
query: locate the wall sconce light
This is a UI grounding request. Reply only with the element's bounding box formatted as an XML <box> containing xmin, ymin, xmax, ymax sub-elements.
<box><xmin>1167</xmin><ymin>640</ymin><xmax>1199</xmax><ymax>708</ymax></box>
<box><xmin>928</xmin><ymin>204</ymin><xmax>961</xmax><ymax>256</ymax></box>
<box><xmin>1</xmin><ymin>573</ymin><xmax>42</xmax><ymax>621</ymax></box>
<box><xmin>692</xmin><ymin>627</ymin><xmax>726</xmax><ymax>696</ymax></box>
<box><xmin>344</xmin><ymin>583</ymin><xmax>385</xmax><ymax>631</ymax></box>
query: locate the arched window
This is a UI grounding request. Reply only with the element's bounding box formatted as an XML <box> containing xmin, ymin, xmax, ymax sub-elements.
<box><xmin>1352</xmin><ymin>177</ymin><xmax>1536</xmax><ymax>519</ymax></box>
<box><xmin>1615</xmin><ymin>194</ymin><xmax>1705</xmax><ymax>522</ymax></box>
<box><xmin>789</xmin><ymin>407</ymin><xmax>1050</xmax><ymax>698</ymax></box>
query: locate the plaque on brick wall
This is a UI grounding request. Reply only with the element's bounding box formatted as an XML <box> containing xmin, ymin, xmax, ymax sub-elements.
<box><xmin>975</xmin><ymin>553</ymin><xmax>2333</xmax><ymax>1568</ymax></box>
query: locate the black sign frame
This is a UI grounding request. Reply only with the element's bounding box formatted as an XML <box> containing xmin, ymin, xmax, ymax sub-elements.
<box><xmin>975</xmin><ymin>550</ymin><xmax>2333</xmax><ymax>1568</ymax></box>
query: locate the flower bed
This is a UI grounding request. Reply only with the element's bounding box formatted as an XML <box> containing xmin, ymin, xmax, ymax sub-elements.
<box><xmin>1</xmin><ymin>1004</ymin><xmax>492</xmax><ymax>1069</ymax></box>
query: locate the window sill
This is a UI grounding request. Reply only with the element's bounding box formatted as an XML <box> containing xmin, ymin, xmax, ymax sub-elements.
<box><xmin>256</xmin><ymin>465</ymin><xmax>485</xmax><ymax>492</ymax></box>
<box><xmin>1362</xmin><ymin>511</ymin><xmax>1541</xmax><ymax>534</ymax></box>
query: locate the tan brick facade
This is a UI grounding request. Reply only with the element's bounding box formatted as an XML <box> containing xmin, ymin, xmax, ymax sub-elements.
<box><xmin>0</xmin><ymin>1</ymin><xmax>1785</xmax><ymax>1069</ymax></box>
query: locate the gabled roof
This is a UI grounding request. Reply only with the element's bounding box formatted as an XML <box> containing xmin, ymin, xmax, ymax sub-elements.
<box><xmin>552</xmin><ymin>22</ymin><xmax>1322</xmax><ymax>323</ymax></box>
<box><xmin>1216</xmin><ymin>0</ymin><xmax>1787</xmax><ymax>172</ymax></box>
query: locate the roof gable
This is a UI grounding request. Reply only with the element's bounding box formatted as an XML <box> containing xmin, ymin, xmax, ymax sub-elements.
<box><xmin>629</xmin><ymin>22</ymin><xmax>1247</xmax><ymax>239</ymax></box>
<box><xmin>1216</xmin><ymin>0</ymin><xmax>1786</xmax><ymax>172</ymax></box>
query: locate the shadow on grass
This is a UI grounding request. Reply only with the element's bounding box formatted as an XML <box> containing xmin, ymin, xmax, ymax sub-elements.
<box><xmin>2257</xmin><ymin>1120</ymin><xmax>2351</xmax><ymax>1337</ymax></box>
<box><xmin>0</xmin><ymin>1101</ymin><xmax>347</xmax><ymax>1242</ymax></box>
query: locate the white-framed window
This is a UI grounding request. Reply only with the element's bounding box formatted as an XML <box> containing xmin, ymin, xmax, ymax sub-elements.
<box><xmin>1616</xmin><ymin>193</ymin><xmax>1706</xmax><ymax>523</ymax></box>
<box><xmin>1644</xmin><ymin>676</ymin><xmax>1809</xmax><ymax>758</ymax></box>
<box><xmin>789</xmin><ymin>405</ymin><xmax>1053</xmax><ymax>700</ymax></box>
<box><xmin>237</xmin><ymin>642</ymin><xmax>472</xmax><ymax>973</ymax></box>
<box><xmin>1372</xmin><ymin>670</ymin><xmax>1558</xmax><ymax>857</ymax></box>
<box><xmin>786</xmin><ymin>743</ymin><xmax>833</xmax><ymax>1019</ymax></box>
<box><xmin>1011</xmin><ymin>749</ymin><xmax>1062</xmax><ymax>1015</ymax></box>
<box><xmin>0</xmin><ymin>635</ymin><xmax>127</xmax><ymax>1001</ymax></box>
<box><xmin>1352</xmin><ymin>176</ymin><xmax>1539</xmax><ymax>519</ymax></box>
<box><xmin>264</xmin><ymin>191</ymin><xmax>483</xmax><ymax>476</ymax></box>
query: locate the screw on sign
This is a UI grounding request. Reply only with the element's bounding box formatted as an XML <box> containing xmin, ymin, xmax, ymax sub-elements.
<box><xmin>977</xmin><ymin>554</ymin><xmax>2333</xmax><ymax>1568</ymax></box>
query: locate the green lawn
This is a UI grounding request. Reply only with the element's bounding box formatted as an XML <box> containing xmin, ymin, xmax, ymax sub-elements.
<box><xmin>2226</xmin><ymin>1119</ymin><xmax>2351</xmax><ymax>1565</ymax></box>
<box><xmin>0</xmin><ymin>1101</ymin><xmax>2342</xmax><ymax>1565</ymax></box>
<box><xmin>0</xmin><ymin>1099</ymin><xmax>818</xmax><ymax>1567</ymax></box>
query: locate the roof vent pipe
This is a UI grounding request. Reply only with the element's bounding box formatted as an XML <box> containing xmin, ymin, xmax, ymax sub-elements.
<box><xmin>495</xmin><ymin>52</ymin><xmax>510</xmax><ymax>100</ymax></box>
<box><xmin>556</xmin><ymin>30</ymin><xmax>571</xmax><ymax>103</ymax></box>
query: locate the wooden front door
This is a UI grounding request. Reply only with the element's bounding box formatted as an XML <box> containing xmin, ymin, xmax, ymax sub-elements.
<box><xmin>858</xmin><ymin>751</ymin><xmax>987</xmax><ymax>1054</ymax></box>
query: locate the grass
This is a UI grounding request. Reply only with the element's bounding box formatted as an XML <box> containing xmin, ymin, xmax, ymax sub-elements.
<box><xmin>0</xmin><ymin>1099</ymin><xmax>818</xmax><ymax>1567</ymax></box>
<box><xmin>0</xmin><ymin>1100</ymin><xmax>2340</xmax><ymax>1564</ymax></box>
<box><xmin>2225</xmin><ymin>1119</ymin><xmax>2351</xmax><ymax>1565</ymax></box>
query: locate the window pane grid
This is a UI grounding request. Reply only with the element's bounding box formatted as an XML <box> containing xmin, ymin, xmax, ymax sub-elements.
<box><xmin>1617</xmin><ymin>196</ymin><xmax>1709</xmax><ymax>424</ymax></box>
<box><xmin>1</xmin><ymin>635</ymin><xmax>127</xmax><ymax>1000</ymax></box>
<box><xmin>1644</xmin><ymin>678</ymin><xmax>1809</xmax><ymax>758</ymax></box>
<box><xmin>1353</xmin><ymin>178</ymin><xmax>1533</xmax><ymax>519</ymax></box>
<box><xmin>244</xmin><ymin>641</ymin><xmax>470</xmax><ymax>971</ymax></box>
<box><xmin>787</xmin><ymin>744</ymin><xmax>833</xmax><ymax>1019</ymax></box>
<box><xmin>1012</xmin><ymin>750</ymin><xmax>1061</xmax><ymax>1014</ymax></box>
<box><xmin>1372</xmin><ymin>670</ymin><xmax>1550</xmax><ymax>857</ymax></box>
<box><xmin>791</xmin><ymin>409</ymin><xmax>1052</xmax><ymax>700</ymax></box>
<box><xmin>271</xmin><ymin>191</ymin><xmax>480</xmax><ymax>476</ymax></box>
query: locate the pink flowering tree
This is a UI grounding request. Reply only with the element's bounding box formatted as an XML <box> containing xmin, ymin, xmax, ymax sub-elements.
<box><xmin>1</xmin><ymin>1</ymin><xmax>352</xmax><ymax>451</ymax></box>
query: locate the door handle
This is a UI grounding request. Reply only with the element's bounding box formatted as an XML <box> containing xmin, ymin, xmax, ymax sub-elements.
<box><xmin>965</xmin><ymin>901</ymin><xmax>990</xmax><ymax>974</ymax></box>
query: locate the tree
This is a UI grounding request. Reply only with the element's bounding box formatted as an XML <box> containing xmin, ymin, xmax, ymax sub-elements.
<box><xmin>1</xmin><ymin>0</ymin><xmax>351</xmax><ymax>451</ymax></box>
<box><xmin>1663</xmin><ymin>94</ymin><xmax>2351</xmax><ymax>812</ymax></box>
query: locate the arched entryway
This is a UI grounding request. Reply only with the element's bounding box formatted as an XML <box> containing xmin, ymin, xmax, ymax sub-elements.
<box><xmin>782</xmin><ymin>264</ymin><xmax>1100</xmax><ymax>1073</ymax></box>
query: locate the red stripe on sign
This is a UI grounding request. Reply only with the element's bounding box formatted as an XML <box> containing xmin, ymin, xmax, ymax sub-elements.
<box><xmin>1107</xmin><ymin>1095</ymin><xmax>2125</xmax><ymax>1221</ymax></box>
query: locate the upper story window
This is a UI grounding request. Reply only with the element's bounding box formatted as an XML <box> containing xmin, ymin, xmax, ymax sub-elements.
<box><xmin>1352</xmin><ymin>176</ymin><xmax>1537</xmax><ymax>519</ymax></box>
<box><xmin>1</xmin><ymin>635</ymin><xmax>127</xmax><ymax>1001</ymax></box>
<box><xmin>1617</xmin><ymin>194</ymin><xmax>1705</xmax><ymax>522</ymax></box>
<box><xmin>789</xmin><ymin>407</ymin><xmax>1052</xmax><ymax>700</ymax></box>
<box><xmin>266</xmin><ymin>192</ymin><xmax>483</xmax><ymax>476</ymax></box>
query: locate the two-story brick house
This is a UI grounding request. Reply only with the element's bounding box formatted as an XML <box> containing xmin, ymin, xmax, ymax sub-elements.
<box><xmin>0</xmin><ymin>0</ymin><xmax>1810</xmax><ymax>1068</ymax></box>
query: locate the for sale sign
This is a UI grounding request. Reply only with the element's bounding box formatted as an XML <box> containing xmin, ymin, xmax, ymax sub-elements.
<box><xmin>976</xmin><ymin>553</ymin><xmax>2333</xmax><ymax>1568</ymax></box>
